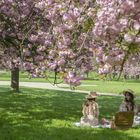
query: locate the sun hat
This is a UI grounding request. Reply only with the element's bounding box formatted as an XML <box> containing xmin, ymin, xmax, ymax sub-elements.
<box><xmin>86</xmin><ymin>91</ymin><xmax>98</xmax><ymax>99</ymax></box>
<box><xmin>122</xmin><ymin>89</ymin><xmax>135</xmax><ymax>98</ymax></box>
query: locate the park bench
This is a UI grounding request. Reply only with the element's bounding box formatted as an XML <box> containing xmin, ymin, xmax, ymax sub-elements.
<box><xmin>113</xmin><ymin>111</ymin><xmax>134</xmax><ymax>129</ymax></box>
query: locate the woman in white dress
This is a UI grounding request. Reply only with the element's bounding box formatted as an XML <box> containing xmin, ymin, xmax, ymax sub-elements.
<box><xmin>80</xmin><ymin>92</ymin><xmax>99</xmax><ymax>127</ymax></box>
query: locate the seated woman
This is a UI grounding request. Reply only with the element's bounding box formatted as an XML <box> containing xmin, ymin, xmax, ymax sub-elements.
<box><xmin>119</xmin><ymin>89</ymin><xmax>140</xmax><ymax>126</ymax></box>
<box><xmin>119</xmin><ymin>89</ymin><xmax>137</xmax><ymax>112</ymax></box>
<box><xmin>80</xmin><ymin>91</ymin><xmax>99</xmax><ymax>127</ymax></box>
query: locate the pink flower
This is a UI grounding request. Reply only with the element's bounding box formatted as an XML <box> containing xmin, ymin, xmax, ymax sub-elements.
<box><xmin>124</xmin><ymin>34</ymin><xmax>134</xmax><ymax>43</ymax></box>
<box><xmin>133</xmin><ymin>21</ymin><xmax>140</xmax><ymax>31</ymax></box>
<box><xmin>57</xmin><ymin>59</ymin><xmax>66</xmax><ymax>66</ymax></box>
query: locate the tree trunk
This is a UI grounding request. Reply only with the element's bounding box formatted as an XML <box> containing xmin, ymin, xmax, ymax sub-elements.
<box><xmin>11</xmin><ymin>67</ymin><xmax>19</xmax><ymax>92</ymax></box>
<box><xmin>136</xmin><ymin>75</ymin><xmax>139</xmax><ymax>79</ymax></box>
<box><xmin>124</xmin><ymin>74</ymin><xmax>128</xmax><ymax>79</ymax></box>
<box><xmin>86</xmin><ymin>72</ymin><xmax>89</xmax><ymax>78</ymax></box>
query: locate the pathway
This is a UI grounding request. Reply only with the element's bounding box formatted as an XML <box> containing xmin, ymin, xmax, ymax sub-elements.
<box><xmin>0</xmin><ymin>80</ymin><xmax>122</xmax><ymax>97</ymax></box>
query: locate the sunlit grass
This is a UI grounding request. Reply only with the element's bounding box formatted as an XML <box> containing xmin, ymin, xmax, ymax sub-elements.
<box><xmin>1</xmin><ymin>71</ymin><xmax>140</xmax><ymax>96</ymax></box>
<box><xmin>0</xmin><ymin>86</ymin><xmax>140</xmax><ymax>140</ymax></box>
<box><xmin>79</xmin><ymin>80</ymin><xmax>140</xmax><ymax>96</ymax></box>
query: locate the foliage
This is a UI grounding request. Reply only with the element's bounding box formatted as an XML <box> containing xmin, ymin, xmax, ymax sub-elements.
<box><xmin>0</xmin><ymin>86</ymin><xmax>140</xmax><ymax>140</ymax></box>
<box><xmin>0</xmin><ymin>0</ymin><xmax>140</xmax><ymax>86</ymax></box>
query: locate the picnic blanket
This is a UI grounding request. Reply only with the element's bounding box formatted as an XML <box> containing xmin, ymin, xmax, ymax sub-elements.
<box><xmin>74</xmin><ymin>115</ymin><xmax>140</xmax><ymax>128</ymax></box>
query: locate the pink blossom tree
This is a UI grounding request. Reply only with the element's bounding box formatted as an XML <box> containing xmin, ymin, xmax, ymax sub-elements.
<box><xmin>0</xmin><ymin>0</ymin><xmax>51</xmax><ymax>91</ymax></box>
<box><xmin>93</xmin><ymin>0</ymin><xmax>140</xmax><ymax>79</ymax></box>
<box><xmin>0</xmin><ymin>0</ymin><xmax>140</xmax><ymax>92</ymax></box>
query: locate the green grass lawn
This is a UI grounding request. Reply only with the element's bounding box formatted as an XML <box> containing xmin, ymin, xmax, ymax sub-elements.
<box><xmin>0</xmin><ymin>70</ymin><xmax>63</xmax><ymax>83</ymax></box>
<box><xmin>0</xmin><ymin>86</ymin><xmax>140</xmax><ymax>140</ymax></box>
<box><xmin>79</xmin><ymin>80</ymin><xmax>140</xmax><ymax>96</ymax></box>
<box><xmin>0</xmin><ymin>70</ymin><xmax>140</xmax><ymax>95</ymax></box>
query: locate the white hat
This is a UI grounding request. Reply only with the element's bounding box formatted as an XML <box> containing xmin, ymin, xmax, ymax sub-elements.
<box><xmin>86</xmin><ymin>91</ymin><xmax>98</xmax><ymax>99</ymax></box>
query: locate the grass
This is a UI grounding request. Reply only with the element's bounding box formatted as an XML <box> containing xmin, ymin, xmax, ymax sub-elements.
<box><xmin>0</xmin><ymin>70</ymin><xmax>63</xmax><ymax>83</ymax></box>
<box><xmin>0</xmin><ymin>86</ymin><xmax>140</xmax><ymax>140</ymax></box>
<box><xmin>79</xmin><ymin>80</ymin><xmax>140</xmax><ymax>96</ymax></box>
<box><xmin>1</xmin><ymin>70</ymin><xmax>140</xmax><ymax>95</ymax></box>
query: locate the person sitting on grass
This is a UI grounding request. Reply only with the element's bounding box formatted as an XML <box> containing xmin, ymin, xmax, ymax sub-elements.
<box><xmin>119</xmin><ymin>89</ymin><xmax>140</xmax><ymax>126</ymax></box>
<box><xmin>80</xmin><ymin>91</ymin><xmax>99</xmax><ymax>127</ymax></box>
<box><xmin>119</xmin><ymin>89</ymin><xmax>137</xmax><ymax>112</ymax></box>
<box><xmin>100</xmin><ymin>90</ymin><xmax>139</xmax><ymax>129</ymax></box>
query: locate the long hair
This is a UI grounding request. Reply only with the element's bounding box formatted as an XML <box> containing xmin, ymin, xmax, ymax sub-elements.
<box><xmin>124</xmin><ymin>92</ymin><xmax>135</xmax><ymax>111</ymax></box>
<box><xmin>84</xmin><ymin>98</ymin><xmax>95</xmax><ymax>107</ymax></box>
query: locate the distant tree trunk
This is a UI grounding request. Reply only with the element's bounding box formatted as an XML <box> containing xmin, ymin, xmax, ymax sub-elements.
<box><xmin>117</xmin><ymin>60</ymin><xmax>126</xmax><ymax>81</ymax></box>
<box><xmin>136</xmin><ymin>75</ymin><xmax>139</xmax><ymax>79</ymax></box>
<box><xmin>11</xmin><ymin>67</ymin><xmax>19</xmax><ymax>92</ymax></box>
<box><xmin>53</xmin><ymin>67</ymin><xmax>58</xmax><ymax>85</ymax></box>
<box><xmin>86</xmin><ymin>71</ymin><xmax>89</xmax><ymax>78</ymax></box>
<box><xmin>124</xmin><ymin>74</ymin><xmax>128</xmax><ymax>79</ymax></box>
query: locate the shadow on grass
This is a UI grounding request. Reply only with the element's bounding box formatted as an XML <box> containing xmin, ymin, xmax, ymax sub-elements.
<box><xmin>0</xmin><ymin>86</ymin><xmax>121</xmax><ymax>121</ymax></box>
<box><xmin>0</xmin><ymin>86</ymin><xmax>139</xmax><ymax>140</ymax></box>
